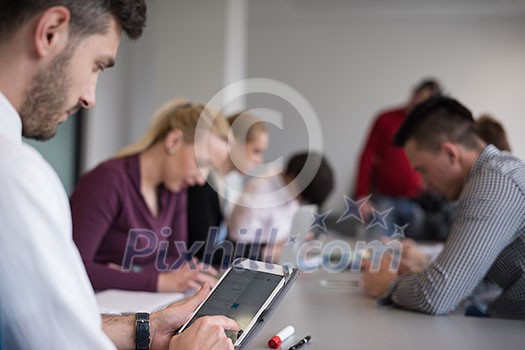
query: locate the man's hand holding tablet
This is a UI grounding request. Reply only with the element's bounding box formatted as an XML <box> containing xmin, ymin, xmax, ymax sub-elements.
<box><xmin>169</xmin><ymin>314</ymin><xmax>240</xmax><ymax>350</ymax></box>
<box><xmin>146</xmin><ymin>284</ymin><xmax>238</xmax><ymax>349</ymax></box>
<box><xmin>176</xmin><ymin>259</ymin><xmax>297</xmax><ymax>349</ymax></box>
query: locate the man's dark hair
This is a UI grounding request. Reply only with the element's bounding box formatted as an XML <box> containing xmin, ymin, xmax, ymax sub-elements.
<box><xmin>0</xmin><ymin>0</ymin><xmax>146</xmax><ymax>41</ymax></box>
<box><xmin>286</xmin><ymin>152</ymin><xmax>335</xmax><ymax>207</ymax></box>
<box><xmin>393</xmin><ymin>96</ymin><xmax>482</xmax><ymax>152</ymax></box>
<box><xmin>414</xmin><ymin>78</ymin><xmax>442</xmax><ymax>96</ymax></box>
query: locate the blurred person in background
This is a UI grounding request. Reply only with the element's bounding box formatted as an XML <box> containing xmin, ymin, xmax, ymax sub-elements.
<box><xmin>475</xmin><ymin>114</ymin><xmax>512</xmax><ymax>152</ymax></box>
<box><xmin>187</xmin><ymin>111</ymin><xmax>269</xmax><ymax>266</ymax></box>
<box><xmin>71</xmin><ymin>100</ymin><xmax>229</xmax><ymax>293</ymax></box>
<box><xmin>354</xmin><ymin>78</ymin><xmax>442</xmax><ymax>238</ymax></box>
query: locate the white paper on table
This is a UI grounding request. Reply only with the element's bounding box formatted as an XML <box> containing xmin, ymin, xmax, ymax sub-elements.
<box><xmin>96</xmin><ymin>290</ymin><xmax>185</xmax><ymax>314</ymax></box>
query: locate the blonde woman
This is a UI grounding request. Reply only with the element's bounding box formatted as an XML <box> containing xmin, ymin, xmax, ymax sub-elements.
<box><xmin>70</xmin><ymin>100</ymin><xmax>229</xmax><ymax>292</ymax></box>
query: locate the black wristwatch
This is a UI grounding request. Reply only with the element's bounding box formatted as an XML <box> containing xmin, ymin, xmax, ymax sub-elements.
<box><xmin>135</xmin><ymin>312</ymin><xmax>150</xmax><ymax>350</ymax></box>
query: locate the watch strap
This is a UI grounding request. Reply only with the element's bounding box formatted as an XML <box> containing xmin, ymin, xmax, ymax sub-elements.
<box><xmin>135</xmin><ymin>312</ymin><xmax>150</xmax><ymax>350</ymax></box>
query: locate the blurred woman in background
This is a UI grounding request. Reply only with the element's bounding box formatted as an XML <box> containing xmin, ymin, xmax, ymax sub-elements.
<box><xmin>474</xmin><ymin>115</ymin><xmax>512</xmax><ymax>152</ymax></box>
<box><xmin>71</xmin><ymin>100</ymin><xmax>230</xmax><ymax>292</ymax></box>
<box><xmin>187</xmin><ymin>111</ymin><xmax>269</xmax><ymax>267</ymax></box>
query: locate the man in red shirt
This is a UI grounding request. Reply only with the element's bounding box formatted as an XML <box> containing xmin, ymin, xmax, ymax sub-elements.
<box><xmin>354</xmin><ymin>79</ymin><xmax>442</xmax><ymax>237</ymax></box>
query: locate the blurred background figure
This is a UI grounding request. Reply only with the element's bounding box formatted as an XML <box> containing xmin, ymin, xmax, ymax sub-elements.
<box><xmin>229</xmin><ymin>152</ymin><xmax>335</xmax><ymax>262</ymax></box>
<box><xmin>187</xmin><ymin>111</ymin><xmax>269</xmax><ymax>267</ymax></box>
<box><xmin>71</xmin><ymin>100</ymin><xmax>229</xmax><ymax>292</ymax></box>
<box><xmin>475</xmin><ymin>115</ymin><xmax>512</xmax><ymax>152</ymax></box>
<box><xmin>223</xmin><ymin>111</ymin><xmax>270</xmax><ymax>218</ymax></box>
<box><xmin>353</xmin><ymin>78</ymin><xmax>442</xmax><ymax>238</ymax></box>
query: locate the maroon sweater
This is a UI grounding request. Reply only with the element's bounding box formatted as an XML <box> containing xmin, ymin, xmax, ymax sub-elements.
<box><xmin>355</xmin><ymin>107</ymin><xmax>423</xmax><ymax>199</ymax></box>
<box><xmin>70</xmin><ymin>155</ymin><xmax>187</xmax><ymax>292</ymax></box>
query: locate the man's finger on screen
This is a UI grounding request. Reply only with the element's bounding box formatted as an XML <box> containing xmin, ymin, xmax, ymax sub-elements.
<box><xmin>207</xmin><ymin>316</ymin><xmax>241</xmax><ymax>332</ymax></box>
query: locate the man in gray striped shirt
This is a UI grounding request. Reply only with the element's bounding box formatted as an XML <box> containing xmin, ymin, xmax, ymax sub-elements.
<box><xmin>362</xmin><ymin>96</ymin><xmax>525</xmax><ymax>320</ymax></box>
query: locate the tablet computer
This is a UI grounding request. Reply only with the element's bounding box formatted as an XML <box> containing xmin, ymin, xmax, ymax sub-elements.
<box><xmin>177</xmin><ymin>258</ymin><xmax>298</xmax><ymax>349</ymax></box>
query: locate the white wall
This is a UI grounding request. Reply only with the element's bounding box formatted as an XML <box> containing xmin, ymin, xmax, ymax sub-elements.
<box><xmin>246</xmin><ymin>0</ymin><xmax>525</xmax><ymax>213</ymax></box>
<box><xmin>83</xmin><ymin>0</ymin><xmax>230</xmax><ymax>171</ymax></box>
<box><xmin>83</xmin><ymin>0</ymin><xmax>525</xmax><ymax>215</ymax></box>
<box><xmin>83</xmin><ymin>41</ymin><xmax>130</xmax><ymax>171</ymax></box>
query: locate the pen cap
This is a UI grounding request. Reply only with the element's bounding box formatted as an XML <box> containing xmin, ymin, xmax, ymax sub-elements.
<box><xmin>268</xmin><ymin>325</ymin><xmax>295</xmax><ymax>348</ymax></box>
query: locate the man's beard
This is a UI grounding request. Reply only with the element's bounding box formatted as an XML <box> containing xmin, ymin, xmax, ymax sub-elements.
<box><xmin>20</xmin><ymin>47</ymin><xmax>76</xmax><ymax>141</ymax></box>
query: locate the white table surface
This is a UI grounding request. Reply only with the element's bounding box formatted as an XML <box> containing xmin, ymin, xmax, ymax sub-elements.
<box><xmin>249</xmin><ymin>269</ymin><xmax>525</xmax><ymax>350</ymax></box>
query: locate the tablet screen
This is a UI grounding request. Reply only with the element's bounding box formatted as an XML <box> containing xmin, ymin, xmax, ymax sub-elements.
<box><xmin>184</xmin><ymin>267</ymin><xmax>283</xmax><ymax>342</ymax></box>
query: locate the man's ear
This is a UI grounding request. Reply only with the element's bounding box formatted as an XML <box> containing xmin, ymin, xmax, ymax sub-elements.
<box><xmin>33</xmin><ymin>6</ymin><xmax>71</xmax><ymax>58</ymax></box>
<box><xmin>164</xmin><ymin>129</ymin><xmax>184</xmax><ymax>155</ymax></box>
<box><xmin>441</xmin><ymin>142</ymin><xmax>458</xmax><ymax>164</ymax></box>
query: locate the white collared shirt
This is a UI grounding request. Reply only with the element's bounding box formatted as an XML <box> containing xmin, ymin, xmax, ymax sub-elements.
<box><xmin>0</xmin><ymin>92</ymin><xmax>115</xmax><ymax>349</ymax></box>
